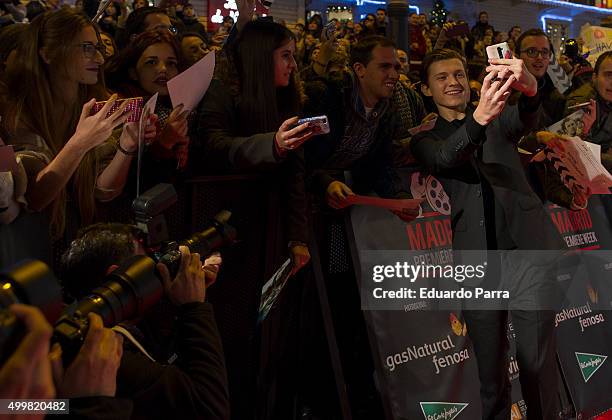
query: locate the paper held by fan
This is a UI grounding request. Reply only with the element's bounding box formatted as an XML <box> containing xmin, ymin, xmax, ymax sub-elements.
<box><xmin>168</xmin><ymin>52</ymin><xmax>215</xmax><ymax>112</ymax></box>
<box><xmin>341</xmin><ymin>194</ymin><xmax>425</xmax><ymax>211</ymax></box>
<box><xmin>545</xmin><ymin>136</ymin><xmax>612</xmax><ymax>195</ymax></box>
<box><xmin>136</xmin><ymin>93</ymin><xmax>158</xmax><ymax>197</ymax></box>
<box><xmin>258</xmin><ymin>258</ymin><xmax>293</xmax><ymax>323</ymax></box>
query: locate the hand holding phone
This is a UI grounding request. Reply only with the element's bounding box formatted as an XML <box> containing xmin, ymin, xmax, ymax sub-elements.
<box><xmin>71</xmin><ymin>95</ymin><xmax>132</xmax><ymax>154</ymax></box>
<box><xmin>485</xmin><ymin>44</ymin><xmax>538</xmax><ymax>97</ymax></box>
<box><xmin>324</xmin><ymin>21</ymin><xmax>337</xmax><ymax>42</ymax></box>
<box><xmin>275</xmin><ymin>116</ymin><xmax>319</xmax><ymax>154</ymax></box>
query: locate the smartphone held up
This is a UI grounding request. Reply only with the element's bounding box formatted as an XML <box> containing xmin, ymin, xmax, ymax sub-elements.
<box><xmin>486</xmin><ymin>42</ymin><xmax>512</xmax><ymax>60</ymax></box>
<box><xmin>298</xmin><ymin>116</ymin><xmax>330</xmax><ymax>135</ymax></box>
<box><xmin>91</xmin><ymin>97</ymin><xmax>144</xmax><ymax>123</ymax></box>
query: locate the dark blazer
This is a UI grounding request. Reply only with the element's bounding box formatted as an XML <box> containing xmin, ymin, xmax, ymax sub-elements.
<box><xmin>302</xmin><ymin>73</ymin><xmax>408</xmax><ymax>198</ymax></box>
<box><xmin>410</xmin><ymin>98</ymin><xmax>565</xmax><ymax>251</ymax></box>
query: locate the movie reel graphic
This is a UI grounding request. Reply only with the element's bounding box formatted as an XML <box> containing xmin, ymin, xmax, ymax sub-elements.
<box><xmin>410</xmin><ymin>173</ymin><xmax>451</xmax><ymax>216</ymax></box>
<box><xmin>426</xmin><ymin>177</ymin><xmax>451</xmax><ymax>215</ymax></box>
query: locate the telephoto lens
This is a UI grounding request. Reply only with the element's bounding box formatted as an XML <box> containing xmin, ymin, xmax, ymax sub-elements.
<box><xmin>0</xmin><ymin>260</ymin><xmax>63</xmax><ymax>364</ymax></box>
<box><xmin>53</xmin><ymin>255</ymin><xmax>162</xmax><ymax>364</ymax></box>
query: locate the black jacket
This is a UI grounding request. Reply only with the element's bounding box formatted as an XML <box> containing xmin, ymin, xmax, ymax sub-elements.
<box><xmin>302</xmin><ymin>72</ymin><xmax>409</xmax><ymax>198</ymax></box>
<box><xmin>116</xmin><ymin>302</ymin><xmax>230</xmax><ymax>420</ymax></box>
<box><xmin>193</xmin><ymin>79</ymin><xmax>308</xmax><ymax>243</ymax></box>
<box><xmin>410</xmin><ymin>96</ymin><xmax>565</xmax><ymax>251</ymax></box>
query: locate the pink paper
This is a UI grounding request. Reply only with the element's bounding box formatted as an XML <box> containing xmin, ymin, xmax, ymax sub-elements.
<box><xmin>168</xmin><ymin>52</ymin><xmax>215</xmax><ymax>112</ymax></box>
<box><xmin>341</xmin><ymin>194</ymin><xmax>424</xmax><ymax>211</ymax></box>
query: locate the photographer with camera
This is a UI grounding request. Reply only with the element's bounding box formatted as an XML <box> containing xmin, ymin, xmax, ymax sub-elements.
<box><xmin>0</xmin><ymin>304</ymin><xmax>131</xmax><ymax>420</ymax></box>
<box><xmin>60</xmin><ymin>223</ymin><xmax>230</xmax><ymax>420</ymax></box>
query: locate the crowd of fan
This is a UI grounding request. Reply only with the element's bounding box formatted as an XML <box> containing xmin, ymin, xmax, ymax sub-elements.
<box><xmin>0</xmin><ymin>0</ymin><xmax>611</xmax><ymax>418</ymax></box>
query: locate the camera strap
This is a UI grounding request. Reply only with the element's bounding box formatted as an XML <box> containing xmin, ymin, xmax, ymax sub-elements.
<box><xmin>112</xmin><ymin>325</ymin><xmax>157</xmax><ymax>363</ymax></box>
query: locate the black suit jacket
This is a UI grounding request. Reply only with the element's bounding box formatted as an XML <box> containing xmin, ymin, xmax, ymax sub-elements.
<box><xmin>410</xmin><ymin>98</ymin><xmax>565</xmax><ymax>251</ymax></box>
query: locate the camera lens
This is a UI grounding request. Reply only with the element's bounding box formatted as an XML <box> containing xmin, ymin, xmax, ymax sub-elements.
<box><xmin>0</xmin><ymin>260</ymin><xmax>63</xmax><ymax>318</ymax></box>
<box><xmin>0</xmin><ymin>260</ymin><xmax>63</xmax><ymax>364</ymax></box>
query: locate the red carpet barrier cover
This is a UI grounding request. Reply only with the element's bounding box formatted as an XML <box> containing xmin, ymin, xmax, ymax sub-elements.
<box><xmin>345</xmin><ymin>170</ymin><xmax>612</xmax><ymax>420</ymax></box>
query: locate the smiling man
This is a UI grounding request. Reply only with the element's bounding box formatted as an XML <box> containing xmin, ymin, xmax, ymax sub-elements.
<box><xmin>411</xmin><ymin>48</ymin><xmax>564</xmax><ymax>420</ymax></box>
<box><xmin>304</xmin><ymin>35</ymin><xmax>417</xmax><ymax>219</ymax></box>
<box><xmin>516</xmin><ymin>28</ymin><xmax>566</xmax><ymax>121</ymax></box>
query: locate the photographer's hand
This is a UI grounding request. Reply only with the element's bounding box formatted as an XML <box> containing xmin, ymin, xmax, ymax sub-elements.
<box><xmin>0</xmin><ymin>305</ymin><xmax>55</xmax><ymax>407</ymax></box>
<box><xmin>50</xmin><ymin>313</ymin><xmax>123</xmax><ymax>398</ymax></box>
<box><xmin>158</xmin><ymin>245</ymin><xmax>206</xmax><ymax>304</ymax></box>
<box><xmin>203</xmin><ymin>252</ymin><xmax>222</xmax><ymax>287</ymax></box>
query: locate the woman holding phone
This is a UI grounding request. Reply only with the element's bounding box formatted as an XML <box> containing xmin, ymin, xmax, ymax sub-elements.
<box><xmin>197</xmin><ymin>19</ymin><xmax>311</xmax><ymax>274</ymax></box>
<box><xmin>0</xmin><ymin>8</ymin><xmax>151</xmax><ymax>264</ymax></box>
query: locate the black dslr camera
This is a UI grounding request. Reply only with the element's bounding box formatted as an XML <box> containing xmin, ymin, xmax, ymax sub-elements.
<box><xmin>132</xmin><ymin>183</ymin><xmax>237</xmax><ymax>278</ymax></box>
<box><xmin>2</xmin><ymin>184</ymin><xmax>237</xmax><ymax>366</ymax></box>
<box><xmin>53</xmin><ymin>184</ymin><xmax>236</xmax><ymax>363</ymax></box>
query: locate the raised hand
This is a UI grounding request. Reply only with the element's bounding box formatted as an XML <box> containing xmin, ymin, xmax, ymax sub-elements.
<box><xmin>275</xmin><ymin>117</ymin><xmax>314</xmax><ymax>155</ymax></box>
<box><xmin>118</xmin><ymin>114</ymin><xmax>157</xmax><ymax>154</ymax></box>
<box><xmin>69</xmin><ymin>94</ymin><xmax>131</xmax><ymax>154</ymax></box>
<box><xmin>486</xmin><ymin>57</ymin><xmax>538</xmax><ymax>97</ymax></box>
<box><xmin>473</xmin><ymin>69</ymin><xmax>515</xmax><ymax>126</ymax></box>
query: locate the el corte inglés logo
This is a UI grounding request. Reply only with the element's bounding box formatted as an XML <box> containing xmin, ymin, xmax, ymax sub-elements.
<box><xmin>420</xmin><ymin>402</ymin><xmax>468</xmax><ymax>420</ymax></box>
<box><xmin>575</xmin><ymin>352</ymin><xmax>607</xmax><ymax>383</ymax></box>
